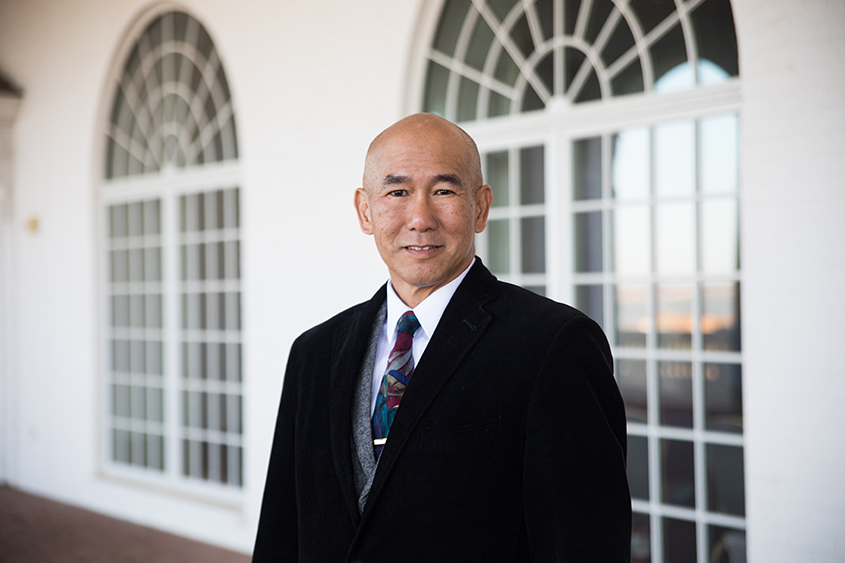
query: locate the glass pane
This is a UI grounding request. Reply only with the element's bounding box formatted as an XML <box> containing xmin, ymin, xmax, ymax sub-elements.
<box><xmin>536</xmin><ymin>53</ymin><xmax>554</xmax><ymax>95</ymax></box>
<box><xmin>615</xmin><ymin>285</ymin><xmax>647</xmax><ymax>348</ymax></box>
<box><xmin>113</xmin><ymin>295</ymin><xmax>129</xmax><ymax>327</ymax></box>
<box><xmin>521</xmin><ymin>217</ymin><xmax>545</xmax><ymax>273</ymax></box>
<box><xmin>655</xmin><ymin>202</ymin><xmax>695</xmax><ymax>275</ymax></box>
<box><xmin>511</xmin><ymin>14</ymin><xmax>534</xmax><ymax>58</ymax></box>
<box><xmin>656</xmin><ymin>283</ymin><xmax>692</xmax><ymax>349</ymax></box>
<box><xmin>585</xmin><ymin>0</ymin><xmax>614</xmax><ymax>44</ymax></box>
<box><xmin>707</xmin><ymin>444</ymin><xmax>745</xmax><ymax>516</ymax></box>
<box><xmin>110</xmin><ymin>204</ymin><xmax>128</xmax><ymax>238</ymax></box>
<box><xmin>705</xmin><ymin>363</ymin><xmax>743</xmax><ymax>434</ymax></box>
<box><xmin>612</xmin><ymin>58</ymin><xmax>645</xmax><ymax>96</ymax></box>
<box><xmin>575</xmin><ymin>211</ymin><xmax>603</xmax><ymax>272</ymax></box>
<box><xmin>709</xmin><ymin>526</ymin><xmax>746</xmax><ymax>563</ymax></box>
<box><xmin>702</xmin><ymin>282</ymin><xmax>741</xmax><ymax>351</ymax></box>
<box><xmin>457</xmin><ymin>76</ymin><xmax>480</xmax><ymax>122</ymax></box>
<box><xmin>574</xmin><ymin>69</ymin><xmax>602</xmax><ymax>103</ymax></box>
<box><xmin>691</xmin><ymin>0</ymin><xmax>739</xmax><ymax>83</ymax></box>
<box><xmin>488</xmin><ymin>0</ymin><xmax>518</xmax><ymax>21</ymax></box>
<box><xmin>486</xmin><ymin>151</ymin><xmax>509</xmax><ymax>207</ymax></box>
<box><xmin>661</xmin><ymin>439</ymin><xmax>696</xmax><ymax>508</ymax></box>
<box><xmin>520</xmin><ymin>145</ymin><xmax>544</xmax><ymax>204</ymax></box>
<box><xmin>654</xmin><ymin>120</ymin><xmax>694</xmax><ymax>197</ymax></box>
<box><xmin>652</xmin><ymin>25</ymin><xmax>692</xmax><ymax>93</ymax></box>
<box><xmin>488</xmin><ymin>91</ymin><xmax>512</xmax><ymax>117</ymax></box>
<box><xmin>699</xmin><ymin>114</ymin><xmax>738</xmax><ymax>194</ymax></box>
<box><xmin>632</xmin><ymin>512</ymin><xmax>652</xmax><ymax>563</ymax></box>
<box><xmin>144</xmin><ymin>247</ymin><xmax>161</xmax><ymax>282</ymax></box>
<box><xmin>433</xmin><ymin>0</ymin><xmax>472</xmax><ymax>57</ymax></box>
<box><xmin>113</xmin><ymin>384</ymin><xmax>130</xmax><ymax>417</ymax></box>
<box><xmin>129</xmin><ymin>248</ymin><xmax>144</xmax><ymax>282</ymax></box>
<box><xmin>701</xmin><ymin>199</ymin><xmax>739</xmax><ymax>273</ymax></box>
<box><xmin>601</xmin><ymin>15</ymin><xmax>635</xmax><ymax>67</ymax></box>
<box><xmin>613</xmin><ymin>206</ymin><xmax>649</xmax><ymax>275</ymax></box>
<box><xmin>522</xmin><ymin>83</ymin><xmax>545</xmax><ymax>112</ymax></box>
<box><xmin>487</xmin><ymin>219</ymin><xmax>510</xmax><ymax>274</ymax></box>
<box><xmin>659</xmin><ymin>361</ymin><xmax>693</xmax><ymax>428</ymax></box>
<box><xmin>127</xmin><ymin>202</ymin><xmax>143</xmax><ymax>237</ymax></box>
<box><xmin>112</xmin><ymin>250</ymin><xmax>129</xmax><ymax>283</ymax></box>
<box><xmin>663</xmin><ymin>517</ymin><xmax>697</xmax><ymax>563</ymax></box>
<box><xmin>618</xmin><ymin>358</ymin><xmax>647</xmax><ymax>422</ymax></box>
<box><xmin>465</xmin><ymin>15</ymin><xmax>495</xmax><ymax>71</ymax></box>
<box><xmin>612</xmin><ymin>127</ymin><xmax>649</xmax><ymax>200</ymax></box>
<box><xmin>146</xmin><ymin>340</ymin><xmax>162</xmax><ymax>375</ymax></box>
<box><xmin>573</xmin><ymin>137</ymin><xmax>602</xmax><ymax>200</ymax></box>
<box><xmin>627</xmin><ymin>435</ymin><xmax>650</xmax><ymax>500</ymax></box>
<box><xmin>494</xmin><ymin>49</ymin><xmax>520</xmax><ymax>87</ymax></box>
<box><xmin>146</xmin><ymin>387</ymin><xmax>163</xmax><ymax>423</ymax></box>
<box><xmin>575</xmin><ymin>285</ymin><xmax>603</xmax><ymax>328</ymax></box>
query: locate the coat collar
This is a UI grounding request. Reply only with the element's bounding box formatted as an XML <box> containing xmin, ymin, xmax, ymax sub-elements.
<box><xmin>331</xmin><ymin>259</ymin><xmax>499</xmax><ymax>537</ymax></box>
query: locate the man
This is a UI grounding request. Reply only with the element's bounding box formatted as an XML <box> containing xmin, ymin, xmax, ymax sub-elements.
<box><xmin>253</xmin><ymin>114</ymin><xmax>631</xmax><ymax>562</ymax></box>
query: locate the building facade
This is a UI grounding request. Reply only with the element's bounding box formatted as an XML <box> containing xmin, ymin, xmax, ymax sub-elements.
<box><xmin>0</xmin><ymin>0</ymin><xmax>843</xmax><ymax>561</ymax></box>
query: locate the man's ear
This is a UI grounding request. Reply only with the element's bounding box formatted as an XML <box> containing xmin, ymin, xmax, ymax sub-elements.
<box><xmin>354</xmin><ymin>188</ymin><xmax>374</xmax><ymax>235</ymax></box>
<box><xmin>474</xmin><ymin>184</ymin><xmax>493</xmax><ymax>233</ymax></box>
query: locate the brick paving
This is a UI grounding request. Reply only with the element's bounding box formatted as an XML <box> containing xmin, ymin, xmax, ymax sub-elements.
<box><xmin>0</xmin><ymin>486</ymin><xmax>251</xmax><ymax>563</ymax></box>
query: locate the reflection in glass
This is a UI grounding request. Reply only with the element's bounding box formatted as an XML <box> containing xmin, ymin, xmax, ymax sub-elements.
<box><xmin>613</xmin><ymin>206</ymin><xmax>649</xmax><ymax>275</ymax></box>
<box><xmin>651</xmin><ymin>25</ymin><xmax>691</xmax><ymax>93</ymax></box>
<box><xmin>701</xmin><ymin>199</ymin><xmax>739</xmax><ymax>273</ymax></box>
<box><xmin>521</xmin><ymin>216</ymin><xmax>545</xmax><ymax>273</ymax></box>
<box><xmin>707</xmin><ymin>444</ymin><xmax>745</xmax><ymax>516</ymax></box>
<box><xmin>615</xmin><ymin>284</ymin><xmax>647</xmax><ymax>348</ymax></box>
<box><xmin>700</xmin><ymin>114</ymin><xmax>738</xmax><ymax>193</ymax></box>
<box><xmin>486</xmin><ymin>151</ymin><xmax>509</xmax><ymax>207</ymax></box>
<box><xmin>659</xmin><ymin>361</ymin><xmax>692</xmax><ymax>428</ymax></box>
<box><xmin>709</xmin><ymin>525</ymin><xmax>746</xmax><ymax>563</ymax></box>
<box><xmin>661</xmin><ymin>439</ymin><xmax>696</xmax><ymax>508</ymax></box>
<box><xmin>705</xmin><ymin>363</ymin><xmax>743</xmax><ymax>433</ymax></box>
<box><xmin>487</xmin><ymin>219</ymin><xmax>510</xmax><ymax>274</ymax></box>
<box><xmin>618</xmin><ymin>359</ymin><xmax>647</xmax><ymax>422</ymax></box>
<box><xmin>628</xmin><ymin>435</ymin><xmax>650</xmax><ymax>500</ymax></box>
<box><xmin>520</xmin><ymin>146</ymin><xmax>545</xmax><ymax>204</ymax></box>
<box><xmin>612</xmin><ymin>128</ymin><xmax>649</xmax><ymax>200</ymax></box>
<box><xmin>656</xmin><ymin>283</ymin><xmax>692</xmax><ymax>349</ymax></box>
<box><xmin>663</xmin><ymin>517</ymin><xmax>697</xmax><ymax>563</ymax></box>
<box><xmin>702</xmin><ymin>282</ymin><xmax>741</xmax><ymax>351</ymax></box>
<box><xmin>655</xmin><ymin>202</ymin><xmax>695</xmax><ymax>274</ymax></box>
<box><xmin>575</xmin><ymin>211</ymin><xmax>603</xmax><ymax>272</ymax></box>
<box><xmin>632</xmin><ymin>512</ymin><xmax>651</xmax><ymax>563</ymax></box>
<box><xmin>654</xmin><ymin>120</ymin><xmax>694</xmax><ymax>196</ymax></box>
<box><xmin>691</xmin><ymin>0</ymin><xmax>739</xmax><ymax>81</ymax></box>
<box><xmin>575</xmin><ymin>285</ymin><xmax>603</xmax><ymax>328</ymax></box>
<box><xmin>573</xmin><ymin>137</ymin><xmax>602</xmax><ymax>200</ymax></box>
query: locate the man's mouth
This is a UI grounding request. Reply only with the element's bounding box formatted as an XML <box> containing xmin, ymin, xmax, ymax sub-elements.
<box><xmin>405</xmin><ymin>245</ymin><xmax>439</xmax><ymax>251</ymax></box>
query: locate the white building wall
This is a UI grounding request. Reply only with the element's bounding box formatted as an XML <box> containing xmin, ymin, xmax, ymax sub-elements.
<box><xmin>0</xmin><ymin>0</ymin><xmax>842</xmax><ymax>559</ymax></box>
<box><xmin>735</xmin><ymin>0</ymin><xmax>845</xmax><ymax>561</ymax></box>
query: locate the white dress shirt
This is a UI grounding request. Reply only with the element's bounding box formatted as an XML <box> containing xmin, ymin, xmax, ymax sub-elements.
<box><xmin>369</xmin><ymin>259</ymin><xmax>475</xmax><ymax>414</ymax></box>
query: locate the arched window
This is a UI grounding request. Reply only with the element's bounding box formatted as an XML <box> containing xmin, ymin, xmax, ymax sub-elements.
<box><xmin>101</xmin><ymin>10</ymin><xmax>243</xmax><ymax>493</ymax></box>
<box><xmin>421</xmin><ymin>1</ymin><xmax>743</xmax><ymax>561</ymax></box>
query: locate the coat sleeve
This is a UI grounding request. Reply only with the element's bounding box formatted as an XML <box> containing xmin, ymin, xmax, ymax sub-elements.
<box><xmin>252</xmin><ymin>337</ymin><xmax>303</xmax><ymax>562</ymax></box>
<box><xmin>522</xmin><ymin>315</ymin><xmax>631</xmax><ymax>562</ymax></box>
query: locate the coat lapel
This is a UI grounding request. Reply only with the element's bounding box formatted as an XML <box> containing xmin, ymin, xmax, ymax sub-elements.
<box><xmin>358</xmin><ymin>261</ymin><xmax>498</xmax><ymax>526</ymax></box>
<box><xmin>328</xmin><ymin>285</ymin><xmax>387</xmax><ymax>527</ymax></box>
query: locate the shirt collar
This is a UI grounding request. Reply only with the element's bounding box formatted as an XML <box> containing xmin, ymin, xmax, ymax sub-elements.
<box><xmin>385</xmin><ymin>258</ymin><xmax>475</xmax><ymax>343</ymax></box>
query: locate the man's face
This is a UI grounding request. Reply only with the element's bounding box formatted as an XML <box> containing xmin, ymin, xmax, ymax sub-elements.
<box><xmin>355</xmin><ymin>117</ymin><xmax>492</xmax><ymax>308</ymax></box>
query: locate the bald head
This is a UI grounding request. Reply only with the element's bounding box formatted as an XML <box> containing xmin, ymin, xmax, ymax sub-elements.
<box><xmin>363</xmin><ymin>113</ymin><xmax>483</xmax><ymax>192</ymax></box>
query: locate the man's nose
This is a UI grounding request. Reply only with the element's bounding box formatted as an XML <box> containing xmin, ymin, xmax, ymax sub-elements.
<box><xmin>406</xmin><ymin>193</ymin><xmax>438</xmax><ymax>231</ymax></box>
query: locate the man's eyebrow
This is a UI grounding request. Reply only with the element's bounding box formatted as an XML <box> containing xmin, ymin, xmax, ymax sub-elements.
<box><xmin>383</xmin><ymin>174</ymin><xmax>409</xmax><ymax>185</ymax></box>
<box><xmin>433</xmin><ymin>173</ymin><xmax>463</xmax><ymax>187</ymax></box>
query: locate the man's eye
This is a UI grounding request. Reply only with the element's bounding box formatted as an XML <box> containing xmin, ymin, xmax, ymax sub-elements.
<box><xmin>388</xmin><ymin>189</ymin><xmax>408</xmax><ymax>197</ymax></box>
<box><xmin>434</xmin><ymin>189</ymin><xmax>455</xmax><ymax>195</ymax></box>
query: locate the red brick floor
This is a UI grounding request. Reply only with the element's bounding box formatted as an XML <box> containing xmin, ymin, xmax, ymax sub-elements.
<box><xmin>0</xmin><ymin>485</ymin><xmax>251</xmax><ymax>563</ymax></box>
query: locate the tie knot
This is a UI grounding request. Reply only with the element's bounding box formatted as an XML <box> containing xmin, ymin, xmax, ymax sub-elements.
<box><xmin>397</xmin><ymin>310</ymin><xmax>420</xmax><ymax>335</ymax></box>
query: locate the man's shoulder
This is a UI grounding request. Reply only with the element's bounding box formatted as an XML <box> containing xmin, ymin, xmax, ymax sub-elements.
<box><xmin>293</xmin><ymin>289</ymin><xmax>385</xmax><ymax>349</ymax></box>
<box><xmin>491</xmin><ymin>279</ymin><xmax>585</xmax><ymax>326</ymax></box>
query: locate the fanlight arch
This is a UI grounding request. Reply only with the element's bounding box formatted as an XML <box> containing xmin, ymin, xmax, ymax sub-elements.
<box><xmin>106</xmin><ymin>11</ymin><xmax>238</xmax><ymax>178</ymax></box>
<box><xmin>423</xmin><ymin>0</ymin><xmax>738</xmax><ymax>121</ymax></box>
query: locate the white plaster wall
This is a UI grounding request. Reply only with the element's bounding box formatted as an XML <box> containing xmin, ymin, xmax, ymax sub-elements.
<box><xmin>0</xmin><ymin>0</ymin><xmax>423</xmax><ymax>552</ymax></box>
<box><xmin>734</xmin><ymin>0</ymin><xmax>845</xmax><ymax>561</ymax></box>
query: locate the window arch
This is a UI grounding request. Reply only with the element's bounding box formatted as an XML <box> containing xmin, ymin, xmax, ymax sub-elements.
<box><xmin>421</xmin><ymin>1</ymin><xmax>742</xmax><ymax>561</ymax></box>
<box><xmin>423</xmin><ymin>0</ymin><xmax>738</xmax><ymax>120</ymax></box>
<box><xmin>102</xmin><ymin>9</ymin><xmax>243</xmax><ymax>494</ymax></box>
<box><xmin>106</xmin><ymin>10</ymin><xmax>237</xmax><ymax>177</ymax></box>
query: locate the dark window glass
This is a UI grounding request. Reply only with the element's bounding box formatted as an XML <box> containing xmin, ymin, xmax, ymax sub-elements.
<box><xmin>618</xmin><ymin>359</ymin><xmax>647</xmax><ymax>422</ymax></box>
<box><xmin>632</xmin><ymin>512</ymin><xmax>652</xmax><ymax>563</ymax></box>
<box><xmin>709</xmin><ymin>525</ymin><xmax>746</xmax><ymax>563</ymax></box>
<box><xmin>659</xmin><ymin>361</ymin><xmax>693</xmax><ymax>428</ymax></box>
<box><xmin>690</xmin><ymin>0</ymin><xmax>739</xmax><ymax>79</ymax></box>
<box><xmin>520</xmin><ymin>145</ymin><xmax>545</xmax><ymax>204</ymax></box>
<box><xmin>707</xmin><ymin>444</ymin><xmax>745</xmax><ymax>516</ymax></box>
<box><xmin>457</xmin><ymin>76</ymin><xmax>480</xmax><ymax>122</ymax></box>
<box><xmin>466</xmin><ymin>15</ymin><xmax>495</xmax><ymax>71</ymax></box>
<box><xmin>585</xmin><ymin>0</ymin><xmax>614</xmax><ymax>44</ymax></box>
<box><xmin>705</xmin><ymin>363</ymin><xmax>743</xmax><ymax>434</ymax></box>
<box><xmin>574</xmin><ymin>211</ymin><xmax>603</xmax><ymax>272</ymax></box>
<box><xmin>521</xmin><ymin>217</ymin><xmax>546</xmax><ymax>273</ymax></box>
<box><xmin>663</xmin><ymin>517</ymin><xmax>697</xmax><ymax>563</ymax></box>
<box><xmin>661</xmin><ymin>439</ymin><xmax>695</xmax><ymax>508</ymax></box>
<box><xmin>576</xmin><ymin>285</ymin><xmax>604</xmax><ymax>328</ymax></box>
<box><xmin>433</xmin><ymin>0</ymin><xmax>472</xmax><ymax>57</ymax></box>
<box><xmin>573</xmin><ymin>137</ymin><xmax>602</xmax><ymax>200</ymax></box>
<box><xmin>627</xmin><ymin>435</ymin><xmax>650</xmax><ymax>500</ymax></box>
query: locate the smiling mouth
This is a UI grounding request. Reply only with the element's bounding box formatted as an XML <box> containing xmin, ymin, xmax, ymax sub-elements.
<box><xmin>405</xmin><ymin>245</ymin><xmax>440</xmax><ymax>251</ymax></box>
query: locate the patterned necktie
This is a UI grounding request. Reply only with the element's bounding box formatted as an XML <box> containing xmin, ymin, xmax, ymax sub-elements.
<box><xmin>371</xmin><ymin>310</ymin><xmax>421</xmax><ymax>459</ymax></box>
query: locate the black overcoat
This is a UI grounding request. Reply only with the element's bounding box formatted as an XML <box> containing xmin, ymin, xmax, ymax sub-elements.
<box><xmin>253</xmin><ymin>260</ymin><xmax>631</xmax><ymax>562</ymax></box>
